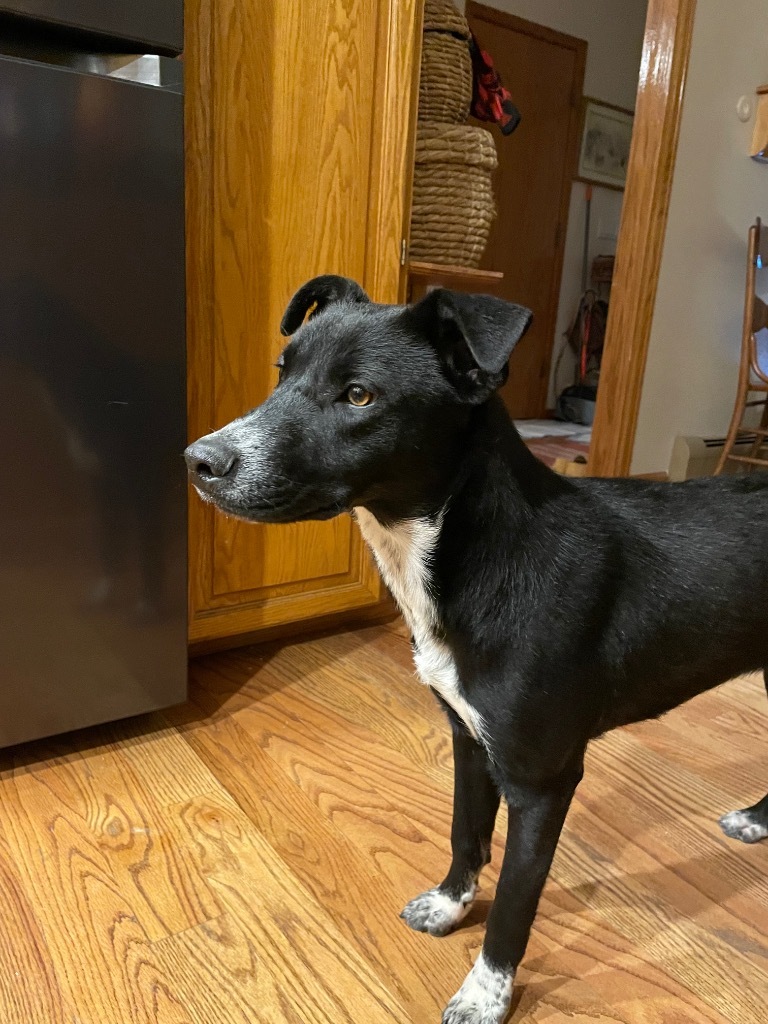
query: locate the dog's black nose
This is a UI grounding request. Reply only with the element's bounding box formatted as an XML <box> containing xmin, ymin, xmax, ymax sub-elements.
<box><xmin>184</xmin><ymin>439</ymin><xmax>239</xmax><ymax>488</ymax></box>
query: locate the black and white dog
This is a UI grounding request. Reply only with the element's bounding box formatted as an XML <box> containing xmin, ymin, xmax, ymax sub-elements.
<box><xmin>185</xmin><ymin>276</ymin><xmax>768</xmax><ymax>1024</ymax></box>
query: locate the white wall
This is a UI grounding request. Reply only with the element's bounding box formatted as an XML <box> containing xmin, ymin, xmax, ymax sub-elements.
<box><xmin>630</xmin><ymin>0</ymin><xmax>768</xmax><ymax>474</ymax></box>
<box><xmin>460</xmin><ymin>0</ymin><xmax>648</xmax><ymax>406</ymax></box>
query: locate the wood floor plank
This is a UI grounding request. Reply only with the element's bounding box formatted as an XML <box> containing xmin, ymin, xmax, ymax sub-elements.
<box><xmin>162</xmin><ymin>791</ymin><xmax>412</xmax><ymax>1024</ymax></box>
<box><xmin>524</xmin><ymin>891</ymin><xmax>736</xmax><ymax>1024</ymax></box>
<box><xmin>0</xmin><ymin>707</ymin><xmax>412</xmax><ymax>1024</ymax></box>
<box><xmin>625</xmin><ymin>684</ymin><xmax>767</xmax><ymax>801</ymax></box>
<box><xmin>0</xmin><ymin>719</ymin><xmax>219</xmax><ymax>942</ymax></box>
<box><xmin>558</xmin><ymin>805</ymin><xmax>767</xmax><ymax>1022</ymax></box>
<box><xmin>0</xmin><ymin>826</ymin><xmax>67</xmax><ymax>1024</ymax></box>
<box><xmin>244</xmin><ymin>625</ymin><xmax>454</xmax><ymax>768</ymax></box>
<box><xmin>173</xmin><ymin>710</ymin><xmax>459</xmax><ymax>1021</ymax></box>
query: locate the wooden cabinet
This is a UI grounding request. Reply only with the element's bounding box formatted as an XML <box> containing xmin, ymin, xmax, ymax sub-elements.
<box><xmin>186</xmin><ymin>0</ymin><xmax>422</xmax><ymax>647</ymax></box>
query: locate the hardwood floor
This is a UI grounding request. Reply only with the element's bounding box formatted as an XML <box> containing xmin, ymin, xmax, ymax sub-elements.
<box><xmin>525</xmin><ymin>436</ymin><xmax>591</xmax><ymax>469</ymax></box>
<box><xmin>0</xmin><ymin>621</ymin><xmax>766</xmax><ymax>1023</ymax></box>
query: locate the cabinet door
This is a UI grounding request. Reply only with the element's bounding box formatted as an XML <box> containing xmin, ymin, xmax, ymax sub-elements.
<box><xmin>186</xmin><ymin>0</ymin><xmax>422</xmax><ymax>645</ymax></box>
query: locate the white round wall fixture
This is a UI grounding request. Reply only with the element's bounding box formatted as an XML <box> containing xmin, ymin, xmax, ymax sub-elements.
<box><xmin>737</xmin><ymin>96</ymin><xmax>752</xmax><ymax>122</ymax></box>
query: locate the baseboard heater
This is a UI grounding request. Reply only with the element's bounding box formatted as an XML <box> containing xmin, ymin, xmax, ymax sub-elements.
<box><xmin>669</xmin><ymin>434</ymin><xmax>766</xmax><ymax>480</ymax></box>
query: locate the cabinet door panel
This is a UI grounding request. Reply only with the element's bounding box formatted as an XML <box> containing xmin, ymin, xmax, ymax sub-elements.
<box><xmin>187</xmin><ymin>0</ymin><xmax>422</xmax><ymax>645</ymax></box>
<box><xmin>212</xmin><ymin>520</ymin><xmax>354</xmax><ymax>598</ymax></box>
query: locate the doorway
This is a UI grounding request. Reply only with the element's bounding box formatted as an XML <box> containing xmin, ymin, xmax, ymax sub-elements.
<box><xmin>467</xmin><ymin>3</ymin><xmax>586</xmax><ymax>420</ymax></box>
<box><xmin>465</xmin><ymin>0</ymin><xmax>695</xmax><ymax>477</ymax></box>
<box><xmin>589</xmin><ymin>0</ymin><xmax>696</xmax><ymax>476</ymax></box>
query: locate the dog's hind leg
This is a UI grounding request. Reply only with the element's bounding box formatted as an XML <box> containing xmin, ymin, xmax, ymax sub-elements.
<box><xmin>401</xmin><ymin>714</ymin><xmax>500</xmax><ymax>938</ymax></box>
<box><xmin>718</xmin><ymin>669</ymin><xmax>768</xmax><ymax>844</ymax></box>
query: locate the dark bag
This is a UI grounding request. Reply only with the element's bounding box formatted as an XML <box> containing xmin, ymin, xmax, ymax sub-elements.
<box><xmin>556</xmin><ymin>384</ymin><xmax>598</xmax><ymax>426</ymax></box>
<box><xmin>564</xmin><ymin>290</ymin><xmax>608</xmax><ymax>387</ymax></box>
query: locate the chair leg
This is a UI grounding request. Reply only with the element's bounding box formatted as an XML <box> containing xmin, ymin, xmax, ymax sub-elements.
<box><xmin>747</xmin><ymin>399</ymin><xmax>768</xmax><ymax>461</ymax></box>
<box><xmin>716</xmin><ymin>384</ymin><xmax>750</xmax><ymax>474</ymax></box>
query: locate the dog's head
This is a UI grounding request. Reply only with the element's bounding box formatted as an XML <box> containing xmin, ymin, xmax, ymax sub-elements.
<box><xmin>185</xmin><ymin>275</ymin><xmax>532</xmax><ymax>523</ymax></box>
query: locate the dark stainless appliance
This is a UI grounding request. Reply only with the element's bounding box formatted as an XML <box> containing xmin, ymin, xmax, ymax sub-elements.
<box><xmin>0</xmin><ymin>1</ymin><xmax>187</xmax><ymax>747</ymax></box>
<box><xmin>0</xmin><ymin>1</ymin><xmax>182</xmax><ymax>55</ymax></box>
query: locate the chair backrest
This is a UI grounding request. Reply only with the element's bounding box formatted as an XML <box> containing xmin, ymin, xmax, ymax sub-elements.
<box><xmin>747</xmin><ymin>219</ymin><xmax>768</xmax><ymax>381</ymax></box>
<box><xmin>754</xmin><ymin>217</ymin><xmax>768</xmax><ymax>268</ymax></box>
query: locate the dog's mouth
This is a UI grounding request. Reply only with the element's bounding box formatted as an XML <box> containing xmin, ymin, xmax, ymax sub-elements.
<box><xmin>193</xmin><ymin>485</ymin><xmax>345</xmax><ymax>524</ymax></box>
<box><xmin>185</xmin><ymin>438</ymin><xmax>350</xmax><ymax>524</ymax></box>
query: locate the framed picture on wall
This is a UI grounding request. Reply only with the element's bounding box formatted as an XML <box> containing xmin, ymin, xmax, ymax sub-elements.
<box><xmin>576</xmin><ymin>98</ymin><xmax>635</xmax><ymax>191</ymax></box>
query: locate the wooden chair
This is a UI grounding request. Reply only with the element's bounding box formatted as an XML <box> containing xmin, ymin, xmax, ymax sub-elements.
<box><xmin>715</xmin><ymin>217</ymin><xmax>768</xmax><ymax>474</ymax></box>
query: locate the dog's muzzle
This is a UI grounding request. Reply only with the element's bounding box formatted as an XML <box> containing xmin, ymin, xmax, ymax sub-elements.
<box><xmin>184</xmin><ymin>437</ymin><xmax>240</xmax><ymax>495</ymax></box>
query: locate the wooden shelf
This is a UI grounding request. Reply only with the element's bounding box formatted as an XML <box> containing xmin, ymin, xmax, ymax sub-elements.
<box><xmin>406</xmin><ymin>261</ymin><xmax>504</xmax><ymax>302</ymax></box>
<box><xmin>408</xmin><ymin>260</ymin><xmax>503</xmax><ymax>283</ymax></box>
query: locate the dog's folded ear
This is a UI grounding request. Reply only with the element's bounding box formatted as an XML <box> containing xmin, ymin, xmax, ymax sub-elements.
<box><xmin>410</xmin><ymin>289</ymin><xmax>533</xmax><ymax>402</ymax></box>
<box><xmin>280</xmin><ymin>275</ymin><xmax>370</xmax><ymax>336</ymax></box>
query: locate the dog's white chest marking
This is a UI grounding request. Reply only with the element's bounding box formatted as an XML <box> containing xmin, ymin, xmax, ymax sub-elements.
<box><xmin>354</xmin><ymin>508</ymin><xmax>485</xmax><ymax>742</ymax></box>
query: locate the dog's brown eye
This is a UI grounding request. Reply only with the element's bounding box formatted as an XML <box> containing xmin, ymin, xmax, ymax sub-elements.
<box><xmin>346</xmin><ymin>384</ymin><xmax>373</xmax><ymax>407</ymax></box>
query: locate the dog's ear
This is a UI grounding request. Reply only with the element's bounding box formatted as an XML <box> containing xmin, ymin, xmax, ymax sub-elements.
<box><xmin>411</xmin><ymin>289</ymin><xmax>533</xmax><ymax>402</ymax></box>
<box><xmin>280</xmin><ymin>275</ymin><xmax>369</xmax><ymax>336</ymax></box>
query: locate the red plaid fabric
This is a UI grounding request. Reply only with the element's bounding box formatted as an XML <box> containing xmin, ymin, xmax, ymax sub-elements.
<box><xmin>469</xmin><ymin>32</ymin><xmax>521</xmax><ymax>136</ymax></box>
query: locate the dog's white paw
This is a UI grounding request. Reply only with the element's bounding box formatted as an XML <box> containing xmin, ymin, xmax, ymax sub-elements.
<box><xmin>441</xmin><ymin>953</ymin><xmax>514</xmax><ymax>1024</ymax></box>
<box><xmin>719</xmin><ymin>809</ymin><xmax>768</xmax><ymax>844</ymax></box>
<box><xmin>400</xmin><ymin>884</ymin><xmax>476</xmax><ymax>937</ymax></box>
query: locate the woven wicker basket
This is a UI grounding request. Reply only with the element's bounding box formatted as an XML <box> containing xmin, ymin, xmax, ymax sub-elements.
<box><xmin>423</xmin><ymin>0</ymin><xmax>470</xmax><ymax>37</ymax></box>
<box><xmin>410</xmin><ymin>124</ymin><xmax>497</xmax><ymax>268</ymax></box>
<box><xmin>418</xmin><ymin>31</ymin><xmax>472</xmax><ymax>123</ymax></box>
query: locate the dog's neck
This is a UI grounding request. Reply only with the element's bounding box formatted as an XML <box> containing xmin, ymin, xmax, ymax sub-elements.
<box><xmin>358</xmin><ymin>396</ymin><xmax>557</xmax><ymax>528</ymax></box>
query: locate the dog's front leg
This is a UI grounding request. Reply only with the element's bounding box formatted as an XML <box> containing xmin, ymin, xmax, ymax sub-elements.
<box><xmin>442</xmin><ymin>768</ymin><xmax>582</xmax><ymax>1024</ymax></box>
<box><xmin>402</xmin><ymin>717</ymin><xmax>500</xmax><ymax>937</ymax></box>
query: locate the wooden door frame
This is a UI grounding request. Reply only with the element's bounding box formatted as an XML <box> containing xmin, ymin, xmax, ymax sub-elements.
<box><xmin>589</xmin><ymin>0</ymin><xmax>697</xmax><ymax>476</ymax></box>
<box><xmin>367</xmin><ymin>0</ymin><xmax>424</xmax><ymax>304</ymax></box>
<box><xmin>467</xmin><ymin>2</ymin><xmax>587</xmax><ymax>419</ymax></box>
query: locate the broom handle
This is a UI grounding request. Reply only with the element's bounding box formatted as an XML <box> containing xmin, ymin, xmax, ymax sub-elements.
<box><xmin>581</xmin><ymin>185</ymin><xmax>593</xmax><ymax>294</ymax></box>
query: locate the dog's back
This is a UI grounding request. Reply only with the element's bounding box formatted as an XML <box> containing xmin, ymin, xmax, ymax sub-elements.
<box><xmin>576</xmin><ymin>473</ymin><xmax>768</xmax><ymax>727</ymax></box>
